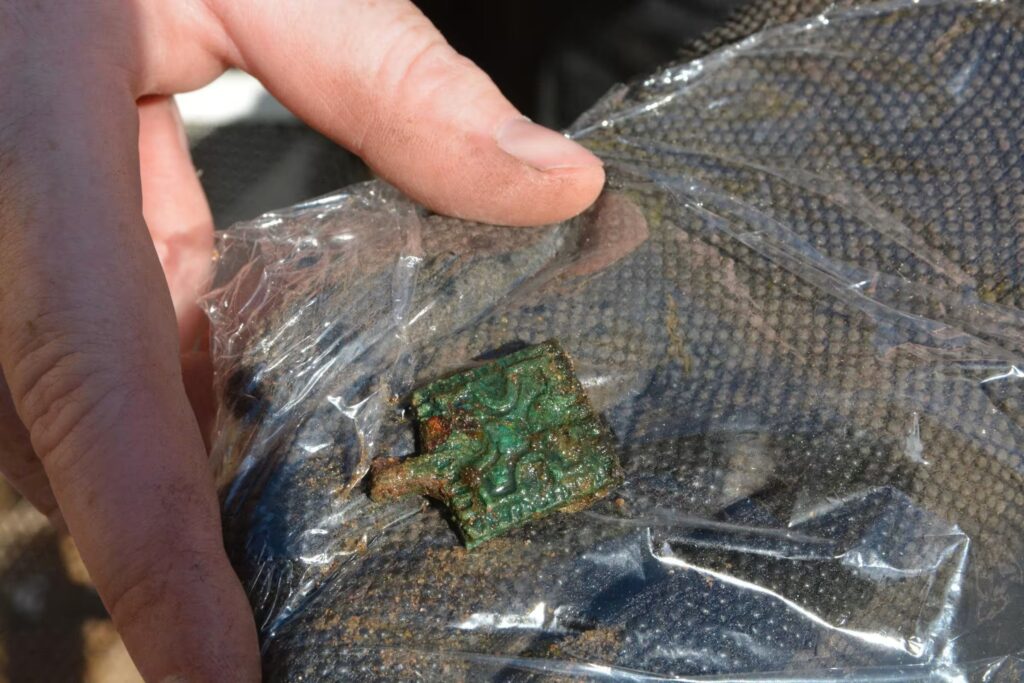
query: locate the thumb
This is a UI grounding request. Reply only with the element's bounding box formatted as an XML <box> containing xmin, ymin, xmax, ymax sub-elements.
<box><xmin>208</xmin><ymin>0</ymin><xmax>605</xmax><ymax>226</ymax></box>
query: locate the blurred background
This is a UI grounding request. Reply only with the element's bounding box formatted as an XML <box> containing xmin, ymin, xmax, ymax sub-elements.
<box><xmin>0</xmin><ymin>1</ymin><xmax>744</xmax><ymax>680</ymax></box>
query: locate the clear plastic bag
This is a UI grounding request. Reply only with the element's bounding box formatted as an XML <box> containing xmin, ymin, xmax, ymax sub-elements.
<box><xmin>201</xmin><ymin>0</ymin><xmax>1024</xmax><ymax>679</ymax></box>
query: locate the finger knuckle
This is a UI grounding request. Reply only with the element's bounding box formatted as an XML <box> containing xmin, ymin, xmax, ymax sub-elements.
<box><xmin>394</xmin><ymin>38</ymin><xmax>486</xmax><ymax>109</ymax></box>
<box><xmin>361</xmin><ymin>34</ymin><xmax>490</xmax><ymax>159</ymax></box>
<box><xmin>8</xmin><ymin>331</ymin><xmax>126</xmax><ymax>475</ymax></box>
<box><xmin>374</xmin><ymin>10</ymin><xmax>491</xmax><ymax>110</ymax></box>
<box><xmin>387</xmin><ymin>32</ymin><xmax>451</xmax><ymax>92</ymax></box>
<box><xmin>371</xmin><ymin>6</ymin><xmax>442</xmax><ymax>84</ymax></box>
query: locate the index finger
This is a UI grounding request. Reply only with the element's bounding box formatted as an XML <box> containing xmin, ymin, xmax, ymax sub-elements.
<box><xmin>0</xmin><ymin>20</ymin><xmax>259</xmax><ymax>683</ymax></box>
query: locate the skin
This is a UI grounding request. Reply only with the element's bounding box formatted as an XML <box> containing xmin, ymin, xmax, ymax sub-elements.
<box><xmin>0</xmin><ymin>1</ymin><xmax>605</xmax><ymax>681</ymax></box>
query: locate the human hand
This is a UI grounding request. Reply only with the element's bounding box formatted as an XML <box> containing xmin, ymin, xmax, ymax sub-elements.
<box><xmin>0</xmin><ymin>1</ymin><xmax>604</xmax><ymax>680</ymax></box>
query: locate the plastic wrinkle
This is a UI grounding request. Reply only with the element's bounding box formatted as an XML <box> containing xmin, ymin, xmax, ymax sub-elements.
<box><xmin>652</xmin><ymin>542</ymin><xmax>913</xmax><ymax>656</ymax></box>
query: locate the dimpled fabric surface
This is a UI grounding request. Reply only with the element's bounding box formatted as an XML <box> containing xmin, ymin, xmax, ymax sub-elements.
<box><xmin>202</xmin><ymin>0</ymin><xmax>1024</xmax><ymax>680</ymax></box>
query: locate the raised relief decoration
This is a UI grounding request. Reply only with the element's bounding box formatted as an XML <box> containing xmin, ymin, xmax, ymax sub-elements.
<box><xmin>371</xmin><ymin>341</ymin><xmax>622</xmax><ymax>548</ymax></box>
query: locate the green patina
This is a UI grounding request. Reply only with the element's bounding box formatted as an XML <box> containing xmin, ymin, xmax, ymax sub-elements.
<box><xmin>370</xmin><ymin>341</ymin><xmax>622</xmax><ymax>549</ymax></box>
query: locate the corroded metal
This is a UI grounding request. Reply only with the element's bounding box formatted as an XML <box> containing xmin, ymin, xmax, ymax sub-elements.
<box><xmin>371</xmin><ymin>341</ymin><xmax>622</xmax><ymax>548</ymax></box>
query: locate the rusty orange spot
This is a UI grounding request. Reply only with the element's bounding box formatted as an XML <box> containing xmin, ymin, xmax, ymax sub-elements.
<box><xmin>423</xmin><ymin>415</ymin><xmax>451</xmax><ymax>451</ymax></box>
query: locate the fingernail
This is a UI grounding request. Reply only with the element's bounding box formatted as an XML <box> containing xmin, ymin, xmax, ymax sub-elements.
<box><xmin>496</xmin><ymin>118</ymin><xmax>603</xmax><ymax>171</ymax></box>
